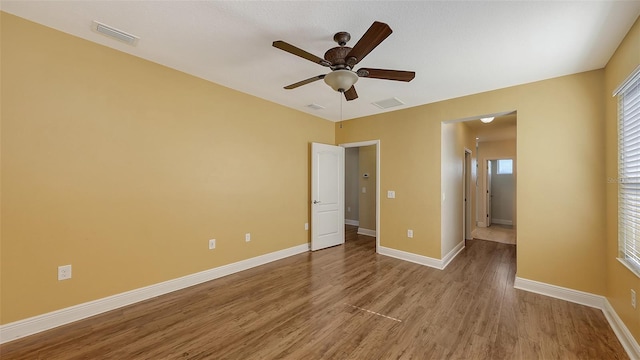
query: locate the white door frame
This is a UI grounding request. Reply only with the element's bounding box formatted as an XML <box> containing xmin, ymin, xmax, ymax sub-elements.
<box><xmin>339</xmin><ymin>140</ymin><xmax>380</xmax><ymax>253</ymax></box>
<box><xmin>486</xmin><ymin>159</ymin><xmax>493</xmax><ymax>227</ymax></box>
<box><xmin>463</xmin><ymin>148</ymin><xmax>472</xmax><ymax>240</ymax></box>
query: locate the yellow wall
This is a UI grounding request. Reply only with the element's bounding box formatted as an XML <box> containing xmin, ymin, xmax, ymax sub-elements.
<box><xmin>441</xmin><ymin>122</ymin><xmax>475</xmax><ymax>257</ymax></box>
<box><xmin>478</xmin><ymin>139</ymin><xmax>517</xmax><ymax>158</ymax></box>
<box><xmin>605</xmin><ymin>17</ymin><xmax>640</xmax><ymax>342</ymax></box>
<box><xmin>0</xmin><ymin>13</ymin><xmax>334</xmax><ymax>324</ymax></box>
<box><xmin>337</xmin><ymin>69</ymin><xmax>606</xmax><ymax>296</ymax></box>
<box><xmin>358</xmin><ymin>145</ymin><xmax>376</xmax><ymax>231</ymax></box>
<box><xmin>337</xmin><ymin>107</ymin><xmax>443</xmax><ymax>257</ymax></box>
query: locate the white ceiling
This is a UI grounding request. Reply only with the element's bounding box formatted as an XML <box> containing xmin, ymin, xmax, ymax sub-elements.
<box><xmin>2</xmin><ymin>1</ymin><xmax>639</xmax><ymax>122</ymax></box>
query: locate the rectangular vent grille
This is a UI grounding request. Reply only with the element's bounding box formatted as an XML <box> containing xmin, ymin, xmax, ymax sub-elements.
<box><xmin>306</xmin><ymin>103</ymin><xmax>325</xmax><ymax>110</ymax></box>
<box><xmin>372</xmin><ymin>97</ymin><xmax>405</xmax><ymax>109</ymax></box>
<box><xmin>92</xmin><ymin>21</ymin><xmax>139</xmax><ymax>46</ymax></box>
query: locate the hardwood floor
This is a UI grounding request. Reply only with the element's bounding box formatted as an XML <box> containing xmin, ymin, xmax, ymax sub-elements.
<box><xmin>1</xmin><ymin>227</ymin><xmax>627</xmax><ymax>359</ymax></box>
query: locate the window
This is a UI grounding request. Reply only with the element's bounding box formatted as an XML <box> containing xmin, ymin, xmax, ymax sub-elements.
<box><xmin>617</xmin><ymin>65</ymin><xmax>640</xmax><ymax>276</ymax></box>
<box><xmin>497</xmin><ymin>159</ymin><xmax>513</xmax><ymax>175</ymax></box>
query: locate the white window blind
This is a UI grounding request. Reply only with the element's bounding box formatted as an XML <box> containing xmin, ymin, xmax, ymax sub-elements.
<box><xmin>617</xmin><ymin>65</ymin><xmax>640</xmax><ymax>276</ymax></box>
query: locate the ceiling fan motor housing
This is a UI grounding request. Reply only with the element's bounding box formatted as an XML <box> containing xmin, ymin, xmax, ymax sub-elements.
<box><xmin>324</xmin><ymin>47</ymin><xmax>352</xmax><ymax>70</ymax></box>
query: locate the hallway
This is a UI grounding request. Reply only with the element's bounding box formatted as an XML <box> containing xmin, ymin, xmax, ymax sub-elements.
<box><xmin>471</xmin><ymin>224</ymin><xmax>516</xmax><ymax>245</ymax></box>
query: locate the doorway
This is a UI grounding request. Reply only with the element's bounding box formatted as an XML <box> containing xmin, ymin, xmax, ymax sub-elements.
<box><xmin>472</xmin><ymin>158</ymin><xmax>516</xmax><ymax>244</ymax></box>
<box><xmin>341</xmin><ymin>140</ymin><xmax>380</xmax><ymax>252</ymax></box>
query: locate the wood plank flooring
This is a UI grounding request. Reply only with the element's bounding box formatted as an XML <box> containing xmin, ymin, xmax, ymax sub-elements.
<box><xmin>1</xmin><ymin>227</ymin><xmax>627</xmax><ymax>359</ymax></box>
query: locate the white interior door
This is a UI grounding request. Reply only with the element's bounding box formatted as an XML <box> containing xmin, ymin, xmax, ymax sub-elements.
<box><xmin>311</xmin><ymin>142</ymin><xmax>345</xmax><ymax>251</ymax></box>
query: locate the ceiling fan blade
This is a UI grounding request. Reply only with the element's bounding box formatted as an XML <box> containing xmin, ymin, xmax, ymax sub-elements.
<box><xmin>344</xmin><ymin>86</ymin><xmax>358</xmax><ymax>101</ymax></box>
<box><xmin>357</xmin><ymin>68</ymin><xmax>415</xmax><ymax>82</ymax></box>
<box><xmin>273</xmin><ymin>41</ymin><xmax>331</xmax><ymax>67</ymax></box>
<box><xmin>346</xmin><ymin>21</ymin><xmax>392</xmax><ymax>67</ymax></box>
<box><xmin>284</xmin><ymin>75</ymin><xmax>326</xmax><ymax>90</ymax></box>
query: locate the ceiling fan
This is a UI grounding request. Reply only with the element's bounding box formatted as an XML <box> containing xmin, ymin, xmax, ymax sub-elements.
<box><xmin>272</xmin><ymin>21</ymin><xmax>415</xmax><ymax>101</ymax></box>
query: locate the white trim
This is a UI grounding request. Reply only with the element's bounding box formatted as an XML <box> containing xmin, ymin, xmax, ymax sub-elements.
<box><xmin>514</xmin><ymin>276</ymin><xmax>640</xmax><ymax>360</ymax></box>
<box><xmin>491</xmin><ymin>219</ymin><xmax>513</xmax><ymax>226</ymax></box>
<box><xmin>477</xmin><ymin>221</ymin><xmax>486</xmax><ymax>228</ymax></box>
<box><xmin>345</xmin><ymin>219</ymin><xmax>359</xmax><ymax>226</ymax></box>
<box><xmin>617</xmin><ymin>257</ymin><xmax>640</xmax><ymax>278</ymax></box>
<box><xmin>357</xmin><ymin>227</ymin><xmax>377</xmax><ymax>237</ymax></box>
<box><xmin>0</xmin><ymin>243</ymin><xmax>310</xmax><ymax>344</ymax></box>
<box><xmin>379</xmin><ymin>243</ymin><xmax>465</xmax><ymax>270</ymax></box>
<box><xmin>603</xmin><ymin>299</ymin><xmax>640</xmax><ymax>359</ymax></box>
<box><xmin>513</xmin><ymin>277</ymin><xmax>605</xmax><ymax>308</ymax></box>
<box><xmin>442</xmin><ymin>110</ymin><xmax>516</xmax><ymax>124</ymax></box>
<box><xmin>613</xmin><ymin>64</ymin><xmax>640</xmax><ymax>96</ymax></box>
<box><xmin>441</xmin><ymin>241</ymin><xmax>465</xmax><ymax>269</ymax></box>
<box><xmin>379</xmin><ymin>246</ymin><xmax>442</xmax><ymax>269</ymax></box>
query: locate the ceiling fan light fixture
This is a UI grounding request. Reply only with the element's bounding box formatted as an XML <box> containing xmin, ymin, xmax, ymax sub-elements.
<box><xmin>480</xmin><ymin>117</ymin><xmax>495</xmax><ymax>123</ymax></box>
<box><xmin>324</xmin><ymin>69</ymin><xmax>359</xmax><ymax>92</ymax></box>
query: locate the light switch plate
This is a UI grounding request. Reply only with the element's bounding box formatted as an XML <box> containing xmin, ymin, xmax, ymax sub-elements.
<box><xmin>387</xmin><ymin>190</ymin><xmax>396</xmax><ymax>198</ymax></box>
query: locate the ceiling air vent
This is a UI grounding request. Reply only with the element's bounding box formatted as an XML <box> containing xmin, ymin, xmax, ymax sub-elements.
<box><xmin>372</xmin><ymin>97</ymin><xmax>405</xmax><ymax>109</ymax></box>
<box><xmin>91</xmin><ymin>21</ymin><xmax>139</xmax><ymax>46</ymax></box>
<box><xmin>306</xmin><ymin>103</ymin><xmax>325</xmax><ymax>110</ymax></box>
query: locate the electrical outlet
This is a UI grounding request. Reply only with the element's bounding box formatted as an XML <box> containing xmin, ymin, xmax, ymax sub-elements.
<box><xmin>407</xmin><ymin>229</ymin><xmax>413</xmax><ymax>238</ymax></box>
<box><xmin>347</xmin><ymin>206</ymin><xmax>351</xmax><ymax>212</ymax></box>
<box><xmin>245</xmin><ymin>233</ymin><xmax>251</xmax><ymax>242</ymax></box>
<box><xmin>58</xmin><ymin>265</ymin><xmax>72</xmax><ymax>281</ymax></box>
<box><xmin>632</xmin><ymin>289</ymin><xmax>636</xmax><ymax>309</ymax></box>
<box><xmin>209</xmin><ymin>239</ymin><xmax>216</xmax><ymax>250</ymax></box>
<box><xmin>304</xmin><ymin>223</ymin><xmax>309</xmax><ymax>230</ymax></box>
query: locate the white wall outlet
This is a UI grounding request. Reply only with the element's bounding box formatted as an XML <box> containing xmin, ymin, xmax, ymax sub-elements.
<box><xmin>362</xmin><ymin>187</ymin><xmax>366</xmax><ymax>193</ymax></box>
<box><xmin>209</xmin><ymin>239</ymin><xmax>216</xmax><ymax>250</ymax></box>
<box><xmin>58</xmin><ymin>264</ymin><xmax>72</xmax><ymax>281</ymax></box>
<box><xmin>387</xmin><ymin>191</ymin><xmax>396</xmax><ymax>199</ymax></box>
<box><xmin>632</xmin><ymin>289</ymin><xmax>636</xmax><ymax>309</ymax></box>
<box><xmin>407</xmin><ymin>229</ymin><xmax>413</xmax><ymax>238</ymax></box>
<box><xmin>347</xmin><ymin>206</ymin><xmax>351</xmax><ymax>212</ymax></box>
<box><xmin>304</xmin><ymin>223</ymin><xmax>309</xmax><ymax>230</ymax></box>
<box><xmin>245</xmin><ymin>233</ymin><xmax>251</xmax><ymax>242</ymax></box>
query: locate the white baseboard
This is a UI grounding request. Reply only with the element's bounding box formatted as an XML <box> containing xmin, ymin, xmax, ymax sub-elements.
<box><xmin>357</xmin><ymin>227</ymin><xmax>376</xmax><ymax>237</ymax></box>
<box><xmin>514</xmin><ymin>277</ymin><xmax>605</xmax><ymax>308</ymax></box>
<box><xmin>0</xmin><ymin>243</ymin><xmax>310</xmax><ymax>344</ymax></box>
<box><xmin>492</xmin><ymin>219</ymin><xmax>513</xmax><ymax>226</ymax></box>
<box><xmin>441</xmin><ymin>241</ymin><xmax>465</xmax><ymax>269</ymax></box>
<box><xmin>379</xmin><ymin>242</ymin><xmax>464</xmax><ymax>270</ymax></box>
<box><xmin>514</xmin><ymin>276</ymin><xmax>640</xmax><ymax>359</ymax></box>
<box><xmin>603</xmin><ymin>299</ymin><xmax>640</xmax><ymax>359</ymax></box>
<box><xmin>477</xmin><ymin>221</ymin><xmax>486</xmax><ymax>227</ymax></box>
<box><xmin>345</xmin><ymin>219</ymin><xmax>359</xmax><ymax>226</ymax></box>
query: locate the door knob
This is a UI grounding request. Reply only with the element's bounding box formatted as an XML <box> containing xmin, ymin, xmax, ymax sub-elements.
<box><xmin>313</xmin><ymin>200</ymin><xmax>321</xmax><ymax>204</ymax></box>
